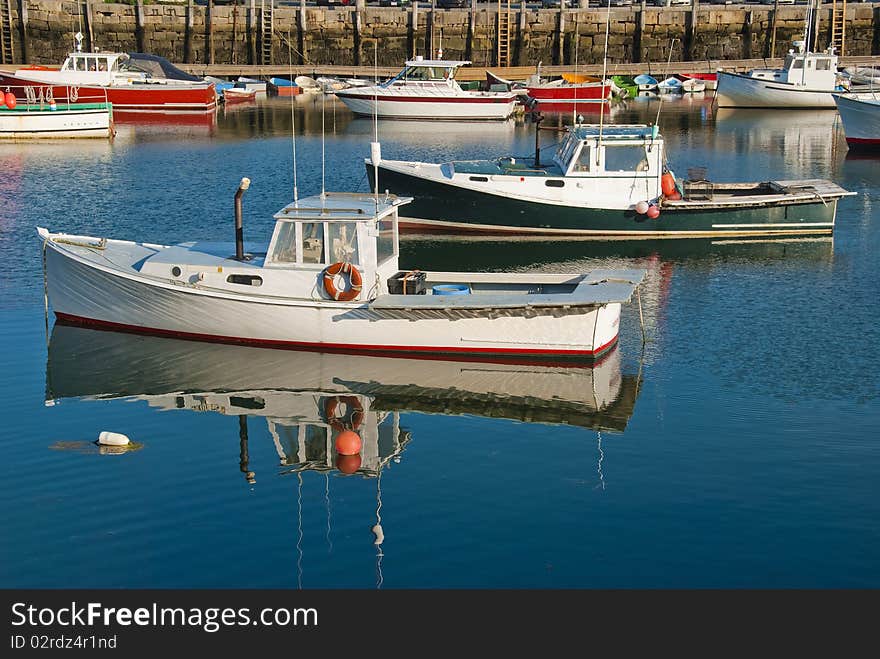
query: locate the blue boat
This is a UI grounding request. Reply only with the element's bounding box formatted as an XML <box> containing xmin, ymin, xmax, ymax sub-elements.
<box><xmin>269</xmin><ymin>77</ymin><xmax>295</xmax><ymax>88</ymax></box>
<box><xmin>633</xmin><ymin>74</ymin><xmax>658</xmax><ymax>92</ymax></box>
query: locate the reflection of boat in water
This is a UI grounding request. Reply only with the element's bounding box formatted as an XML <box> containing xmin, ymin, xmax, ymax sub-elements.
<box><xmin>46</xmin><ymin>324</ymin><xmax>644</xmax><ymax>444</ymax></box>
<box><xmin>713</xmin><ymin>107</ymin><xmax>844</xmax><ymax>162</ymax></box>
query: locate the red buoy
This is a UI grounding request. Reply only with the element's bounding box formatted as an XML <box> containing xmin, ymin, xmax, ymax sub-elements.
<box><xmin>646</xmin><ymin>205</ymin><xmax>661</xmax><ymax>219</ymax></box>
<box><xmin>4</xmin><ymin>92</ymin><xmax>16</xmax><ymax>109</ymax></box>
<box><xmin>0</xmin><ymin>93</ymin><xmax>5</xmax><ymax>108</ymax></box>
<box><xmin>661</xmin><ymin>172</ymin><xmax>676</xmax><ymax>197</ymax></box>
<box><xmin>336</xmin><ymin>453</ymin><xmax>362</xmax><ymax>475</ymax></box>
<box><xmin>335</xmin><ymin>430</ymin><xmax>362</xmax><ymax>456</ymax></box>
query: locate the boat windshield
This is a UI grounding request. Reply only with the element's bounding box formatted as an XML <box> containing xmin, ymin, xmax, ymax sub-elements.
<box><xmin>555</xmin><ymin>132</ymin><xmax>581</xmax><ymax>169</ymax></box>
<box><xmin>402</xmin><ymin>66</ymin><xmax>452</xmax><ymax>81</ymax></box>
<box><xmin>268</xmin><ymin>220</ymin><xmax>362</xmax><ymax>266</ymax></box>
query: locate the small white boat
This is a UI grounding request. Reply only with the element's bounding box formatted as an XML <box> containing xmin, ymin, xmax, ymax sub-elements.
<box><xmin>316</xmin><ymin>76</ymin><xmax>347</xmax><ymax>93</ymax></box>
<box><xmin>38</xmin><ymin>183</ymin><xmax>645</xmax><ymax>362</ymax></box>
<box><xmin>236</xmin><ymin>77</ymin><xmax>268</xmax><ymax>95</ymax></box>
<box><xmin>633</xmin><ymin>74</ymin><xmax>658</xmax><ymax>93</ymax></box>
<box><xmin>334</xmin><ymin>57</ymin><xmax>519</xmax><ymax>121</ymax></box>
<box><xmin>843</xmin><ymin>66</ymin><xmax>880</xmax><ymax>87</ymax></box>
<box><xmin>677</xmin><ymin>76</ymin><xmax>706</xmax><ymax>93</ymax></box>
<box><xmin>833</xmin><ymin>93</ymin><xmax>880</xmax><ymax>149</ymax></box>
<box><xmin>657</xmin><ymin>77</ymin><xmax>683</xmax><ymax>94</ymax></box>
<box><xmin>0</xmin><ymin>86</ymin><xmax>113</xmax><ymax>139</ymax></box>
<box><xmin>716</xmin><ymin>42</ymin><xmax>847</xmax><ymax>109</ymax></box>
<box><xmin>294</xmin><ymin>76</ymin><xmax>322</xmax><ymax>93</ymax></box>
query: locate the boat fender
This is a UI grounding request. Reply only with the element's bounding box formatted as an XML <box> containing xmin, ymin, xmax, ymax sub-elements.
<box><xmin>372</xmin><ymin>524</ymin><xmax>385</xmax><ymax>546</ymax></box>
<box><xmin>634</xmin><ymin>200</ymin><xmax>650</xmax><ymax>215</ymax></box>
<box><xmin>324</xmin><ymin>395</ymin><xmax>365</xmax><ymax>431</ymax></box>
<box><xmin>5</xmin><ymin>92</ymin><xmax>16</xmax><ymax>110</ymax></box>
<box><xmin>661</xmin><ymin>172</ymin><xmax>676</xmax><ymax>197</ymax></box>
<box><xmin>97</xmin><ymin>431</ymin><xmax>130</xmax><ymax>447</ymax></box>
<box><xmin>0</xmin><ymin>93</ymin><xmax>5</xmax><ymax>108</ymax></box>
<box><xmin>323</xmin><ymin>261</ymin><xmax>363</xmax><ymax>301</ymax></box>
<box><xmin>646</xmin><ymin>205</ymin><xmax>660</xmax><ymax>219</ymax></box>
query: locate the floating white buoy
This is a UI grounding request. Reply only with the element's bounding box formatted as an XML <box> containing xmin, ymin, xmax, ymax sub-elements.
<box><xmin>372</xmin><ymin>524</ymin><xmax>384</xmax><ymax>546</ymax></box>
<box><xmin>97</xmin><ymin>431</ymin><xmax>130</xmax><ymax>447</ymax></box>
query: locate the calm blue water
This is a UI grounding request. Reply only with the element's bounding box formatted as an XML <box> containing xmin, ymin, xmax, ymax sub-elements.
<box><xmin>2</xmin><ymin>95</ymin><xmax>878</xmax><ymax>588</ymax></box>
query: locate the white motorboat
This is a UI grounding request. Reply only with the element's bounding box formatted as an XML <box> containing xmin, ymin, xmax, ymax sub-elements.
<box><xmin>716</xmin><ymin>42</ymin><xmax>847</xmax><ymax>109</ymax></box>
<box><xmin>0</xmin><ymin>85</ymin><xmax>113</xmax><ymax>139</ymax></box>
<box><xmin>334</xmin><ymin>57</ymin><xmax>519</xmax><ymax>120</ymax></box>
<box><xmin>657</xmin><ymin>77</ymin><xmax>683</xmax><ymax>94</ymax></box>
<box><xmin>833</xmin><ymin>93</ymin><xmax>880</xmax><ymax>149</ymax></box>
<box><xmin>38</xmin><ymin>183</ymin><xmax>645</xmax><ymax>362</ymax></box>
<box><xmin>236</xmin><ymin>77</ymin><xmax>268</xmax><ymax>95</ymax></box>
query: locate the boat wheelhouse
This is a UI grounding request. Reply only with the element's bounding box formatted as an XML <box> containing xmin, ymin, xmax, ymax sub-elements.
<box><xmin>368</xmin><ymin>123</ymin><xmax>855</xmax><ymax>238</ymax></box>
<box><xmin>334</xmin><ymin>58</ymin><xmax>519</xmax><ymax>120</ymax></box>
<box><xmin>39</xmin><ymin>187</ymin><xmax>645</xmax><ymax>362</ymax></box>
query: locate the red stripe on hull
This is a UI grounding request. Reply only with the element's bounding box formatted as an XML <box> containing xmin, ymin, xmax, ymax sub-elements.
<box><xmin>54</xmin><ymin>312</ymin><xmax>618</xmax><ymax>365</ymax></box>
<box><xmin>846</xmin><ymin>137</ymin><xmax>880</xmax><ymax>147</ymax></box>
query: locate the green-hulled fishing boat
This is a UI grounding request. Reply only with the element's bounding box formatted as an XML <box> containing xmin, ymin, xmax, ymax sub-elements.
<box><xmin>366</xmin><ymin>123</ymin><xmax>855</xmax><ymax>239</ymax></box>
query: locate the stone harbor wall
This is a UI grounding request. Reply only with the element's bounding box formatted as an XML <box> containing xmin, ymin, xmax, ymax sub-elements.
<box><xmin>5</xmin><ymin>1</ymin><xmax>880</xmax><ymax>67</ymax></box>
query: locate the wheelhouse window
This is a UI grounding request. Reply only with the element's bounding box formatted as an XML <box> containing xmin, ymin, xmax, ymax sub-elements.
<box><xmin>604</xmin><ymin>144</ymin><xmax>649</xmax><ymax>173</ymax></box>
<box><xmin>269</xmin><ymin>222</ymin><xmax>297</xmax><ymax>263</ymax></box>
<box><xmin>555</xmin><ymin>133</ymin><xmax>581</xmax><ymax>169</ymax></box>
<box><xmin>328</xmin><ymin>222</ymin><xmax>359</xmax><ymax>264</ymax></box>
<box><xmin>816</xmin><ymin>59</ymin><xmax>831</xmax><ymax>71</ymax></box>
<box><xmin>574</xmin><ymin>144</ymin><xmax>593</xmax><ymax>172</ymax></box>
<box><xmin>377</xmin><ymin>217</ymin><xmax>396</xmax><ymax>266</ymax></box>
<box><xmin>301</xmin><ymin>222</ymin><xmax>326</xmax><ymax>264</ymax></box>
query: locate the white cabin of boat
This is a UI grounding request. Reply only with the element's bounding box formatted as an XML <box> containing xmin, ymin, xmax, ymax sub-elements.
<box><xmin>382</xmin><ymin>57</ymin><xmax>472</xmax><ymax>92</ymax></box>
<box><xmin>747</xmin><ymin>41</ymin><xmax>839</xmax><ymax>88</ymax></box>
<box><xmin>133</xmin><ymin>192</ymin><xmax>410</xmax><ymax>300</ymax></box>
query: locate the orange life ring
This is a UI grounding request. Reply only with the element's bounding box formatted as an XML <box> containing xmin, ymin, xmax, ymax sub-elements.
<box><xmin>324</xmin><ymin>396</ymin><xmax>365</xmax><ymax>431</ymax></box>
<box><xmin>323</xmin><ymin>261</ymin><xmax>362</xmax><ymax>301</ymax></box>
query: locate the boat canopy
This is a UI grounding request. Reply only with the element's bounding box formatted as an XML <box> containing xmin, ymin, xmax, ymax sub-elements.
<box><xmin>125</xmin><ymin>53</ymin><xmax>204</xmax><ymax>82</ymax></box>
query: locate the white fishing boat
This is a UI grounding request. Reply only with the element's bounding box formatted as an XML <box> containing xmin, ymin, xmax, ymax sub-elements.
<box><xmin>38</xmin><ymin>184</ymin><xmax>645</xmax><ymax>362</ymax></box>
<box><xmin>716</xmin><ymin>42</ymin><xmax>847</xmax><ymax>109</ymax></box>
<box><xmin>236</xmin><ymin>77</ymin><xmax>268</xmax><ymax>95</ymax></box>
<box><xmin>0</xmin><ymin>85</ymin><xmax>113</xmax><ymax>139</ymax></box>
<box><xmin>833</xmin><ymin>93</ymin><xmax>880</xmax><ymax>149</ymax></box>
<box><xmin>334</xmin><ymin>57</ymin><xmax>519</xmax><ymax>120</ymax></box>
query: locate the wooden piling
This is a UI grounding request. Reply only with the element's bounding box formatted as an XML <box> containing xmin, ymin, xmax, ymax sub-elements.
<box><xmin>185</xmin><ymin>0</ymin><xmax>193</xmax><ymax>64</ymax></box>
<box><xmin>556</xmin><ymin>5</ymin><xmax>564</xmax><ymax>66</ymax></box>
<box><xmin>17</xmin><ymin>0</ymin><xmax>28</xmax><ymax>64</ymax></box>
<box><xmin>298</xmin><ymin>0</ymin><xmax>307</xmax><ymax>65</ymax></box>
<box><xmin>206</xmin><ymin>0</ymin><xmax>214</xmax><ymax>65</ymax></box>
<box><xmin>83</xmin><ymin>2</ymin><xmax>94</xmax><ymax>52</ymax></box>
<box><xmin>516</xmin><ymin>0</ymin><xmax>526</xmax><ymax>66</ymax></box>
<box><xmin>135</xmin><ymin>0</ymin><xmax>146</xmax><ymax>54</ymax></box>
<box><xmin>635</xmin><ymin>0</ymin><xmax>646</xmax><ymax>64</ymax></box>
<box><xmin>742</xmin><ymin>10</ymin><xmax>752</xmax><ymax>60</ymax></box>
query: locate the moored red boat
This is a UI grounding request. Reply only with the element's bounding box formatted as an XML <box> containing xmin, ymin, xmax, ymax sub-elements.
<box><xmin>526</xmin><ymin>77</ymin><xmax>612</xmax><ymax>105</ymax></box>
<box><xmin>0</xmin><ymin>50</ymin><xmax>216</xmax><ymax>114</ymax></box>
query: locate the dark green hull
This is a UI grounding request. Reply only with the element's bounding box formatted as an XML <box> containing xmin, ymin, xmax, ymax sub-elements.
<box><xmin>370</xmin><ymin>164</ymin><xmax>839</xmax><ymax>239</ymax></box>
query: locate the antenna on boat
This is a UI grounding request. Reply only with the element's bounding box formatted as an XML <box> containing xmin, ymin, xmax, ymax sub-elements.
<box><xmin>653</xmin><ymin>37</ymin><xmax>678</xmax><ymax>130</ymax></box>
<box><xmin>288</xmin><ymin>36</ymin><xmax>299</xmax><ymax>204</ymax></box>
<box><xmin>572</xmin><ymin>13</ymin><xmax>579</xmax><ymax>128</ymax></box>
<box><xmin>596</xmin><ymin>0</ymin><xmax>612</xmax><ymax>163</ymax></box>
<box><xmin>371</xmin><ymin>39</ymin><xmax>381</xmax><ymax>207</ymax></box>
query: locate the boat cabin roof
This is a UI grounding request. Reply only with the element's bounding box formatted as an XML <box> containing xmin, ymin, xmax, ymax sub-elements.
<box><xmin>568</xmin><ymin>124</ymin><xmax>660</xmax><ymax>142</ymax></box>
<box><xmin>272</xmin><ymin>191</ymin><xmax>411</xmax><ymax>223</ymax></box>
<box><xmin>404</xmin><ymin>59</ymin><xmax>470</xmax><ymax>68</ymax></box>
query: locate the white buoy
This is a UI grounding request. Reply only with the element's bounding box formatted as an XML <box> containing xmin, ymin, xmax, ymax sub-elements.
<box><xmin>97</xmin><ymin>431</ymin><xmax>130</xmax><ymax>447</ymax></box>
<box><xmin>372</xmin><ymin>523</ymin><xmax>384</xmax><ymax>546</ymax></box>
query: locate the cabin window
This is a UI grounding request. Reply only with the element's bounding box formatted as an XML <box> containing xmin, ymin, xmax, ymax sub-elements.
<box><xmin>87</xmin><ymin>57</ymin><xmax>98</xmax><ymax>71</ymax></box>
<box><xmin>269</xmin><ymin>222</ymin><xmax>297</xmax><ymax>263</ymax></box>
<box><xmin>226</xmin><ymin>274</ymin><xmax>263</xmax><ymax>286</ymax></box>
<box><xmin>574</xmin><ymin>145</ymin><xmax>593</xmax><ymax>172</ymax></box>
<box><xmin>604</xmin><ymin>145</ymin><xmax>649</xmax><ymax>173</ymax></box>
<box><xmin>816</xmin><ymin>59</ymin><xmax>831</xmax><ymax>71</ymax></box>
<box><xmin>377</xmin><ymin>217</ymin><xmax>396</xmax><ymax>265</ymax></box>
<box><xmin>469</xmin><ymin>176</ymin><xmax>489</xmax><ymax>182</ymax></box>
<box><xmin>328</xmin><ymin>222</ymin><xmax>359</xmax><ymax>265</ymax></box>
<box><xmin>545</xmin><ymin>180</ymin><xmax>565</xmax><ymax>188</ymax></box>
<box><xmin>301</xmin><ymin>222</ymin><xmax>326</xmax><ymax>264</ymax></box>
<box><xmin>97</xmin><ymin>58</ymin><xmax>108</xmax><ymax>71</ymax></box>
<box><xmin>74</xmin><ymin>58</ymin><xmax>86</xmax><ymax>72</ymax></box>
<box><xmin>791</xmin><ymin>59</ymin><xmax>804</xmax><ymax>69</ymax></box>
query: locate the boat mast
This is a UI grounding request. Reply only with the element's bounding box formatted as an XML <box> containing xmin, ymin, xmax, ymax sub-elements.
<box><xmin>288</xmin><ymin>38</ymin><xmax>299</xmax><ymax>204</ymax></box>
<box><xmin>372</xmin><ymin>40</ymin><xmax>380</xmax><ymax>206</ymax></box>
<box><xmin>597</xmin><ymin>0</ymin><xmax>611</xmax><ymax>163</ymax></box>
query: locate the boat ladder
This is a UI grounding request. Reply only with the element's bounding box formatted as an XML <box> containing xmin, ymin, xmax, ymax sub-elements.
<box><xmin>259</xmin><ymin>0</ymin><xmax>274</xmax><ymax>66</ymax></box>
<box><xmin>830</xmin><ymin>0</ymin><xmax>847</xmax><ymax>57</ymax></box>
<box><xmin>496</xmin><ymin>0</ymin><xmax>512</xmax><ymax>68</ymax></box>
<box><xmin>1</xmin><ymin>0</ymin><xmax>15</xmax><ymax>65</ymax></box>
